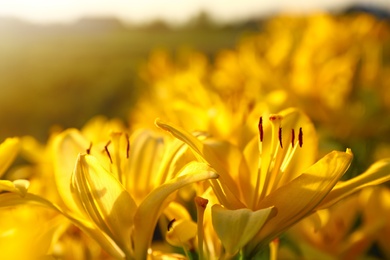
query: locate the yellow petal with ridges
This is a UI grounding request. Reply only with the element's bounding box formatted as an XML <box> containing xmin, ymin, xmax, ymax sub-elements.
<box><xmin>72</xmin><ymin>153</ymin><xmax>136</xmax><ymax>256</ymax></box>
<box><xmin>247</xmin><ymin>150</ymin><xmax>352</xmax><ymax>257</ymax></box>
<box><xmin>319</xmin><ymin>158</ymin><xmax>390</xmax><ymax>209</ymax></box>
<box><xmin>211</xmin><ymin>204</ymin><xmax>275</xmax><ymax>256</ymax></box>
<box><xmin>155</xmin><ymin>118</ymin><xmax>245</xmax><ymax>209</ymax></box>
<box><xmin>133</xmin><ymin>161</ymin><xmax>218</xmax><ymax>260</ymax></box>
<box><xmin>52</xmin><ymin>129</ymin><xmax>90</xmax><ymax>213</ymax></box>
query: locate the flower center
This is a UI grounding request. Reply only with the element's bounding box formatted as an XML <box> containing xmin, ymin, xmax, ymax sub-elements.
<box><xmin>253</xmin><ymin>115</ymin><xmax>304</xmax><ymax>208</ymax></box>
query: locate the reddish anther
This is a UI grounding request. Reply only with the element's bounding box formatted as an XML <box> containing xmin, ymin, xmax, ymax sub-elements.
<box><xmin>86</xmin><ymin>142</ymin><xmax>92</xmax><ymax>154</ymax></box>
<box><xmin>125</xmin><ymin>133</ymin><xmax>130</xmax><ymax>159</ymax></box>
<box><xmin>104</xmin><ymin>140</ymin><xmax>113</xmax><ymax>164</ymax></box>
<box><xmin>167</xmin><ymin>218</ymin><xmax>176</xmax><ymax>231</ymax></box>
<box><xmin>269</xmin><ymin>115</ymin><xmax>283</xmax><ymax>121</ymax></box>
<box><xmin>258</xmin><ymin>117</ymin><xmax>264</xmax><ymax>142</ymax></box>
<box><xmin>299</xmin><ymin>127</ymin><xmax>303</xmax><ymax>147</ymax></box>
<box><xmin>278</xmin><ymin>127</ymin><xmax>283</xmax><ymax>148</ymax></box>
<box><xmin>291</xmin><ymin>129</ymin><xmax>295</xmax><ymax>147</ymax></box>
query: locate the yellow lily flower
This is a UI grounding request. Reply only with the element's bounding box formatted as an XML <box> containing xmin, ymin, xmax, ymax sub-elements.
<box><xmin>156</xmin><ymin>107</ymin><xmax>390</xmax><ymax>257</ymax></box>
<box><xmin>2</xmin><ymin>126</ymin><xmax>218</xmax><ymax>259</ymax></box>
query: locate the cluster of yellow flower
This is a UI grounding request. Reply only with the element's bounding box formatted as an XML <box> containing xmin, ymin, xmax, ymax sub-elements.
<box><xmin>1</xmin><ymin>12</ymin><xmax>390</xmax><ymax>259</ymax></box>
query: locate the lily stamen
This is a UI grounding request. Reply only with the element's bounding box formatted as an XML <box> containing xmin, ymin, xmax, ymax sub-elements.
<box><xmin>104</xmin><ymin>140</ymin><xmax>113</xmax><ymax>164</ymax></box>
<box><xmin>258</xmin><ymin>117</ymin><xmax>264</xmax><ymax>142</ymax></box>
<box><xmin>299</xmin><ymin>127</ymin><xmax>303</xmax><ymax>147</ymax></box>
<box><xmin>167</xmin><ymin>218</ymin><xmax>176</xmax><ymax>231</ymax></box>
<box><xmin>195</xmin><ymin>196</ymin><xmax>208</xmax><ymax>260</ymax></box>
<box><xmin>278</xmin><ymin>127</ymin><xmax>283</xmax><ymax>148</ymax></box>
<box><xmin>257</xmin><ymin>115</ymin><xmax>306</xmax><ymax>205</ymax></box>
<box><xmin>86</xmin><ymin>142</ymin><xmax>92</xmax><ymax>154</ymax></box>
<box><xmin>125</xmin><ymin>133</ymin><xmax>130</xmax><ymax>159</ymax></box>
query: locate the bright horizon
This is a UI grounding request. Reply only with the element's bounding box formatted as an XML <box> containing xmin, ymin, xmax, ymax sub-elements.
<box><xmin>1</xmin><ymin>0</ymin><xmax>389</xmax><ymax>25</ymax></box>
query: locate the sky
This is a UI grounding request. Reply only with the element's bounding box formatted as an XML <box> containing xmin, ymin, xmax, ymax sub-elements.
<box><xmin>0</xmin><ymin>0</ymin><xmax>389</xmax><ymax>25</ymax></box>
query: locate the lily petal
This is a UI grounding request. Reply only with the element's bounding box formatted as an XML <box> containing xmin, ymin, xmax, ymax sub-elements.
<box><xmin>52</xmin><ymin>129</ymin><xmax>90</xmax><ymax>213</ymax></box>
<box><xmin>247</xmin><ymin>150</ymin><xmax>352</xmax><ymax>256</ymax></box>
<box><xmin>319</xmin><ymin>158</ymin><xmax>390</xmax><ymax>209</ymax></box>
<box><xmin>166</xmin><ymin>219</ymin><xmax>197</xmax><ymax>248</ymax></box>
<box><xmin>71</xmin><ymin>153</ymin><xmax>136</xmax><ymax>255</ymax></box>
<box><xmin>0</xmin><ymin>137</ymin><xmax>20</xmax><ymax>178</ymax></box>
<box><xmin>211</xmin><ymin>204</ymin><xmax>275</xmax><ymax>256</ymax></box>
<box><xmin>121</xmin><ymin>129</ymin><xmax>165</xmax><ymax>203</ymax></box>
<box><xmin>155</xmin><ymin>118</ymin><xmax>245</xmax><ymax>209</ymax></box>
<box><xmin>133</xmin><ymin>161</ymin><xmax>218</xmax><ymax>259</ymax></box>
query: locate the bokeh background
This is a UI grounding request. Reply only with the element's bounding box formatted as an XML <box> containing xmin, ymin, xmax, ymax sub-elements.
<box><xmin>2</xmin><ymin>1</ymin><xmax>390</xmax><ymax>259</ymax></box>
<box><xmin>1</xmin><ymin>0</ymin><xmax>390</xmax><ymax>168</ymax></box>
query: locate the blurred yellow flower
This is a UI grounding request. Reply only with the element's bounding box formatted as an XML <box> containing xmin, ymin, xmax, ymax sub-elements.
<box><xmin>0</xmin><ymin>205</ymin><xmax>64</xmax><ymax>259</ymax></box>
<box><xmin>132</xmin><ymin>50</ymin><xmax>277</xmax><ymax>148</ymax></box>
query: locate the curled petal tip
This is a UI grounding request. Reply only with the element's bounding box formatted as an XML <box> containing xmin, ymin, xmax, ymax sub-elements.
<box><xmin>154</xmin><ymin>118</ymin><xmax>163</xmax><ymax>126</ymax></box>
<box><xmin>14</xmin><ymin>179</ymin><xmax>30</xmax><ymax>197</ymax></box>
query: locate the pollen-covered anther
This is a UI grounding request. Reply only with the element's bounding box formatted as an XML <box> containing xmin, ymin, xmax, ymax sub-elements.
<box><xmin>104</xmin><ymin>140</ymin><xmax>113</xmax><ymax>164</ymax></box>
<box><xmin>299</xmin><ymin>127</ymin><xmax>303</xmax><ymax>148</ymax></box>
